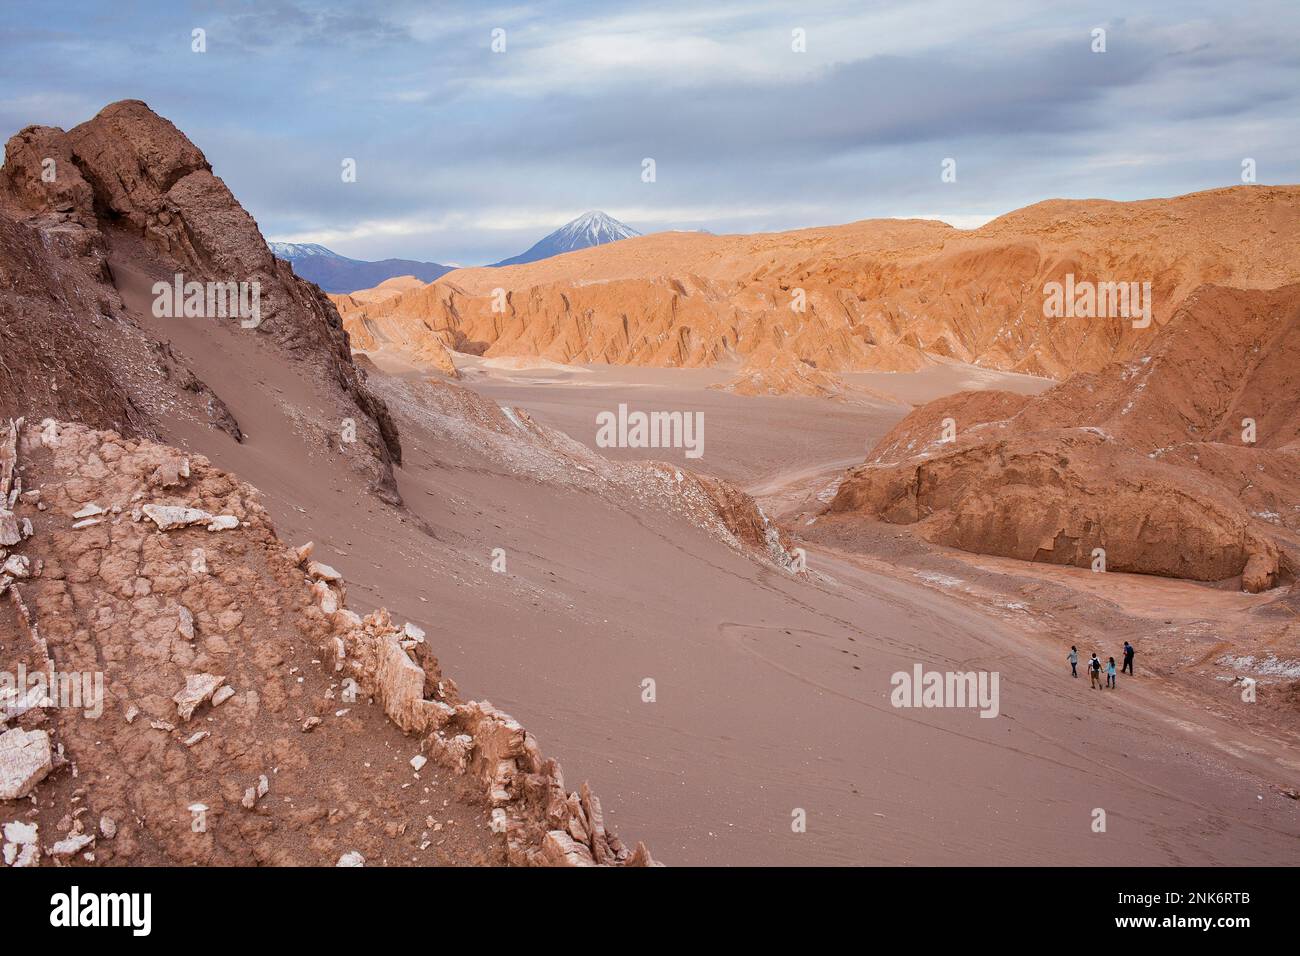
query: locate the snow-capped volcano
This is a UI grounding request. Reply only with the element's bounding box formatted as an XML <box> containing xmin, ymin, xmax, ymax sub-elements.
<box><xmin>491</xmin><ymin>211</ymin><xmax>641</xmax><ymax>267</ymax></box>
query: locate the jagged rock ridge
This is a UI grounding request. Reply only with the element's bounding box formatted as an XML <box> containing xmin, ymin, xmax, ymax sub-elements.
<box><xmin>0</xmin><ymin>100</ymin><xmax>403</xmax><ymax>503</ymax></box>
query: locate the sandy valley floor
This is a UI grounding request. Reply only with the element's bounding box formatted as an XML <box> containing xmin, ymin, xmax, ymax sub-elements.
<box><xmin>128</xmin><ymin>325</ymin><xmax>1298</xmax><ymax>865</ymax></box>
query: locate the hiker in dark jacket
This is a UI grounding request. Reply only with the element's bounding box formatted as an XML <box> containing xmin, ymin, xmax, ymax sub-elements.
<box><xmin>1122</xmin><ymin>641</ymin><xmax>1135</xmax><ymax>675</ymax></box>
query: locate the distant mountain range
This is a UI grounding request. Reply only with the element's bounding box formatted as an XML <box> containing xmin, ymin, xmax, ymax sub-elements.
<box><xmin>490</xmin><ymin>211</ymin><xmax>641</xmax><ymax>267</ymax></box>
<box><xmin>267</xmin><ymin>242</ymin><xmax>453</xmax><ymax>294</ymax></box>
<box><xmin>269</xmin><ymin>211</ymin><xmax>641</xmax><ymax>293</ymax></box>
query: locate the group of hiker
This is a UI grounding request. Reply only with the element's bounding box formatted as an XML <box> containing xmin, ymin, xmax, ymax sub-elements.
<box><xmin>1067</xmin><ymin>641</ymin><xmax>1134</xmax><ymax>689</ymax></box>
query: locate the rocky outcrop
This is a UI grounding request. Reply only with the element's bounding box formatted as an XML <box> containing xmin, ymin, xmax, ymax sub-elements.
<box><xmin>826</xmin><ymin>284</ymin><xmax>1300</xmax><ymax>591</ymax></box>
<box><xmin>0</xmin><ymin>209</ymin><xmax>163</xmax><ymax>438</ymax></box>
<box><xmin>832</xmin><ymin>429</ymin><xmax>1283</xmax><ymax>582</ymax></box>
<box><xmin>0</xmin><ymin>417</ymin><xmax>651</xmax><ymax>866</ymax></box>
<box><xmin>319</xmin><ymin>605</ymin><xmax>656</xmax><ymax>866</ymax></box>
<box><xmin>0</xmin><ymin>125</ymin><xmax>95</xmax><ymax>227</ymax></box>
<box><xmin>328</xmin><ymin>290</ymin><xmax>460</xmax><ymax>379</ymax></box>
<box><xmin>0</xmin><ymin>100</ymin><xmax>402</xmax><ymax>503</ymax></box>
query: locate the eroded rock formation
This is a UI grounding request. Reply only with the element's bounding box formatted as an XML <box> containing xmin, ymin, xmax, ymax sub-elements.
<box><xmin>332</xmin><ymin>186</ymin><xmax>1300</xmax><ymax>383</ymax></box>
<box><xmin>0</xmin><ymin>100</ymin><xmax>402</xmax><ymax>502</ymax></box>
<box><xmin>824</xmin><ymin>284</ymin><xmax>1300</xmax><ymax>590</ymax></box>
<box><xmin>330</xmin><ymin>285</ymin><xmax>460</xmax><ymax>379</ymax></box>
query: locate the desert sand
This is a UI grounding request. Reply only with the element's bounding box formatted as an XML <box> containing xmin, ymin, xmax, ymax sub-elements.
<box><xmin>106</xmin><ymin>301</ymin><xmax>1300</xmax><ymax>864</ymax></box>
<box><xmin>109</xmin><ymin>338</ymin><xmax>1298</xmax><ymax>864</ymax></box>
<box><xmin>358</xmin><ymin>360</ymin><xmax>1298</xmax><ymax>865</ymax></box>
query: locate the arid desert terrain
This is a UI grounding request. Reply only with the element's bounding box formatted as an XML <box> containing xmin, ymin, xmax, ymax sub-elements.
<box><xmin>2</xmin><ymin>101</ymin><xmax>1297</xmax><ymax>868</ymax></box>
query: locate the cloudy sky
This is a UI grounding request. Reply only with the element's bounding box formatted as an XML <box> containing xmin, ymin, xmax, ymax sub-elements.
<box><xmin>3</xmin><ymin>0</ymin><xmax>1298</xmax><ymax>265</ymax></box>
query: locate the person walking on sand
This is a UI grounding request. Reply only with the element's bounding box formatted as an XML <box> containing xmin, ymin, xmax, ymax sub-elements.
<box><xmin>1089</xmin><ymin>653</ymin><xmax>1103</xmax><ymax>689</ymax></box>
<box><xmin>1068</xmin><ymin>646</ymin><xmax>1079</xmax><ymax>678</ymax></box>
<box><xmin>1106</xmin><ymin>656</ymin><xmax>1117</xmax><ymax>689</ymax></box>
<box><xmin>1122</xmin><ymin>641</ymin><xmax>1134</xmax><ymax>676</ymax></box>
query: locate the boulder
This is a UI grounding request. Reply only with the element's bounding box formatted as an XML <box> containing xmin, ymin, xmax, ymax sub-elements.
<box><xmin>0</xmin><ymin>728</ymin><xmax>52</xmax><ymax>800</ymax></box>
<box><xmin>0</xmin><ymin>510</ymin><xmax>19</xmax><ymax>547</ymax></box>
<box><xmin>307</xmin><ymin>561</ymin><xmax>342</xmax><ymax>582</ymax></box>
<box><xmin>2</xmin><ymin>820</ymin><xmax>40</xmax><ymax>867</ymax></box>
<box><xmin>141</xmin><ymin>504</ymin><xmax>214</xmax><ymax>531</ymax></box>
<box><xmin>1242</xmin><ymin>550</ymin><xmax>1278</xmax><ymax>593</ymax></box>
<box><xmin>540</xmin><ymin>829</ymin><xmax>595</xmax><ymax>867</ymax></box>
<box><xmin>374</xmin><ymin>637</ymin><xmax>429</xmax><ymax>733</ymax></box>
<box><xmin>49</xmin><ymin>832</ymin><xmax>95</xmax><ymax>857</ymax></box>
<box><xmin>172</xmin><ymin>673</ymin><xmax>226</xmax><ymax>721</ymax></box>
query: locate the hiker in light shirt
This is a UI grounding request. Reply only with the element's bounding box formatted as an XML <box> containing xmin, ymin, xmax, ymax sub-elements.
<box><xmin>1068</xmin><ymin>646</ymin><xmax>1079</xmax><ymax>678</ymax></box>
<box><xmin>1089</xmin><ymin>653</ymin><xmax>1103</xmax><ymax>689</ymax></box>
<box><xmin>1106</xmin><ymin>657</ymin><xmax>1117</xmax><ymax>689</ymax></box>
